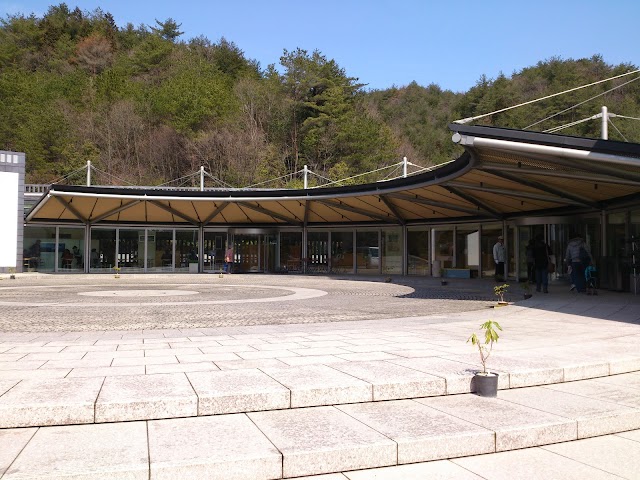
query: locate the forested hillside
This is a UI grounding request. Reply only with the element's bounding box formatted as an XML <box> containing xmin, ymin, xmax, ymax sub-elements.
<box><xmin>2</xmin><ymin>4</ymin><xmax>639</xmax><ymax>186</ymax></box>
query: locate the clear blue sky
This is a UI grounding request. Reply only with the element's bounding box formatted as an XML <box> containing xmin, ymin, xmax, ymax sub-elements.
<box><xmin>2</xmin><ymin>0</ymin><xmax>639</xmax><ymax>92</ymax></box>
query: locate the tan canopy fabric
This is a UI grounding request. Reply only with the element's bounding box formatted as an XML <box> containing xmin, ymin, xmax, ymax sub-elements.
<box><xmin>26</xmin><ymin>126</ymin><xmax>640</xmax><ymax>226</ymax></box>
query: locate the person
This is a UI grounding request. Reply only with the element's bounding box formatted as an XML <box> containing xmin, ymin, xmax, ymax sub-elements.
<box><xmin>585</xmin><ymin>261</ymin><xmax>598</xmax><ymax>296</ymax></box>
<box><xmin>224</xmin><ymin>244</ymin><xmax>234</xmax><ymax>274</ymax></box>
<box><xmin>565</xmin><ymin>233</ymin><xmax>591</xmax><ymax>293</ymax></box>
<box><xmin>61</xmin><ymin>248</ymin><xmax>73</xmax><ymax>269</ymax></box>
<box><xmin>28</xmin><ymin>240</ymin><xmax>41</xmax><ymax>268</ymax></box>
<box><xmin>525</xmin><ymin>239</ymin><xmax>535</xmax><ymax>284</ymax></box>
<box><xmin>90</xmin><ymin>248</ymin><xmax>99</xmax><ymax>268</ymax></box>
<box><xmin>493</xmin><ymin>235</ymin><xmax>505</xmax><ymax>282</ymax></box>
<box><xmin>533</xmin><ymin>234</ymin><xmax>552</xmax><ymax>293</ymax></box>
<box><xmin>72</xmin><ymin>246</ymin><xmax>82</xmax><ymax>268</ymax></box>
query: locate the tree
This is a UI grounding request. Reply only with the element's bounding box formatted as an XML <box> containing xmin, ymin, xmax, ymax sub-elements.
<box><xmin>150</xmin><ymin>18</ymin><xmax>183</xmax><ymax>42</ymax></box>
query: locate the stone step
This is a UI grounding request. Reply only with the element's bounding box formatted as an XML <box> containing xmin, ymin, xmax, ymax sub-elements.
<box><xmin>2</xmin><ymin>373</ymin><xmax>640</xmax><ymax>479</ymax></box>
<box><xmin>1</xmin><ymin>354</ymin><xmax>639</xmax><ymax>428</ymax></box>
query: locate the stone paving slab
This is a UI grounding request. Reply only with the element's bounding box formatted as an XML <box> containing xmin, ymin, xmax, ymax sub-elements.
<box><xmin>187</xmin><ymin>369</ymin><xmax>290</xmax><ymax>415</ymax></box>
<box><xmin>0</xmin><ymin>377</ymin><xmax>104</xmax><ymax>428</ymax></box>
<box><xmin>0</xmin><ymin>428</ymin><xmax>37</xmax><ymax>477</ymax></box>
<box><xmin>343</xmin><ymin>461</ymin><xmax>483</xmax><ymax>479</ymax></box>
<box><xmin>545</xmin><ymin>378</ymin><xmax>640</xmax><ymax>408</ymax></box>
<box><xmin>541</xmin><ymin>434</ymin><xmax>640</xmax><ymax>479</ymax></box>
<box><xmin>259</xmin><ymin>364</ymin><xmax>372</xmax><ymax>407</ymax></box>
<box><xmin>248</xmin><ymin>406</ymin><xmax>397</xmax><ymax>478</ymax></box>
<box><xmin>499</xmin><ymin>386</ymin><xmax>640</xmax><ymax>438</ymax></box>
<box><xmin>416</xmin><ymin>395</ymin><xmax>577</xmax><ymax>451</ymax></box>
<box><xmin>95</xmin><ymin>373</ymin><xmax>197</xmax><ymax>422</ymax></box>
<box><xmin>387</xmin><ymin>357</ymin><xmax>509</xmax><ymax>394</ymax></box>
<box><xmin>451</xmin><ymin>445</ymin><xmax>621</xmax><ymax>480</ymax></box>
<box><xmin>2</xmin><ymin>422</ymin><xmax>149</xmax><ymax>480</ymax></box>
<box><xmin>148</xmin><ymin>414</ymin><xmax>282</xmax><ymax>480</ymax></box>
<box><xmin>329</xmin><ymin>361</ymin><xmax>446</xmax><ymax>400</ymax></box>
<box><xmin>336</xmin><ymin>400</ymin><xmax>494</xmax><ymax>463</ymax></box>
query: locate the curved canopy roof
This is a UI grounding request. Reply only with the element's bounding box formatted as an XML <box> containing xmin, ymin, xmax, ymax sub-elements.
<box><xmin>26</xmin><ymin>125</ymin><xmax>640</xmax><ymax>227</ymax></box>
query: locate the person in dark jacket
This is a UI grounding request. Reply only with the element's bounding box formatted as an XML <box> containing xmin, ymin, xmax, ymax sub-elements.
<box><xmin>533</xmin><ymin>234</ymin><xmax>552</xmax><ymax>293</ymax></box>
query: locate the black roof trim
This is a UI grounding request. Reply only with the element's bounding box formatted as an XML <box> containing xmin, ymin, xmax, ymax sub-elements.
<box><xmin>44</xmin><ymin>153</ymin><xmax>472</xmax><ymax>199</ymax></box>
<box><xmin>449</xmin><ymin>124</ymin><xmax>640</xmax><ymax>157</ymax></box>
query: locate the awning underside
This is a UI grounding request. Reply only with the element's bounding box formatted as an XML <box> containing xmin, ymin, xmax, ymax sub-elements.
<box><xmin>27</xmin><ymin>127</ymin><xmax>640</xmax><ymax>226</ymax></box>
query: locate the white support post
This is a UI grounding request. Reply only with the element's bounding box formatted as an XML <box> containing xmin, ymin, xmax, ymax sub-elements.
<box><xmin>86</xmin><ymin>161</ymin><xmax>91</xmax><ymax>186</ymax></box>
<box><xmin>200</xmin><ymin>166</ymin><xmax>205</xmax><ymax>191</ymax></box>
<box><xmin>303</xmin><ymin>165</ymin><xmax>308</xmax><ymax>189</ymax></box>
<box><xmin>602</xmin><ymin>106</ymin><xmax>608</xmax><ymax>140</ymax></box>
<box><xmin>403</xmin><ymin>157</ymin><xmax>408</xmax><ymax>178</ymax></box>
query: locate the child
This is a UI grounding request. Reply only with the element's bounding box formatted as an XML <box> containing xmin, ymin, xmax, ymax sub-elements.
<box><xmin>585</xmin><ymin>262</ymin><xmax>598</xmax><ymax>296</ymax></box>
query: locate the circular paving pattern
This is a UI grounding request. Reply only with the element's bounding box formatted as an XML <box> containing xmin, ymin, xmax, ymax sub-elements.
<box><xmin>79</xmin><ymin>290</ymin><xmax>200</xmax><ymax>297</ymax></box>
<box><xmin>0</xmin><ymin>274</ymin><xmax>496</xmax><ymax>331</ymax></box>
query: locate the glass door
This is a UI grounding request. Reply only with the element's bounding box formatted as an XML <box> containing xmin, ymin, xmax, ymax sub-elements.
<box><xmin>233</xmin><ymin>233</ymin><xmax>276</xmax><ymax>273</ymax></box>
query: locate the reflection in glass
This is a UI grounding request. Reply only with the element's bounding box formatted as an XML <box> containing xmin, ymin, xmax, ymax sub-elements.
<box><xmin>434</xmin><ymin>229</ymin><xmax>453</xmax><ymax>269</ymax></box>
<box><xmin>175</xmin><ymin>230</ymin><xmax>199</xmax><ymax>272</ymax></box>
<box><xmin>356</xmin><ymin>230</ymin><xmax>379</xmax><ymax>274</ymax></box>
<box><xmin>118</xmin><ymin>229</ymin><xmax>145</xmax><ymax>272</ymax></box>
<box><xmin>203</xmin><ymin>231</ymin><xmax>226</xmax><ymax>272</ymax></box>
<box><xmin>89</xmin><ymin>228</ymin><xmax>116</xmax><ymax>272</ymax></box>
<box><xmin>58</xmin><ymin>227</ymin><xmax>85</xmax><ymax>272</ymax></box>
<box><xmin>382</xmin><ymin>227</ymin><xmax>402</xmax><ymax>274</ymax></box>
<box><xmin>23</xmin><ymin>226</ymin><xmax>56</xmax><ymax>272</ymax></box>
<box><xmin>148</xmin><ymin>230</ymin><xmax>174</xmax><ymax>272</ymax></box>
<box><xmin>331</xmin><ymin>231</ymin><xmax>353</xmax><ymax>273</ymax></box>
<box><xmin>481</xmin><ymin>225</ymin><xmax>502</xmax><ymax>278</ymax></box>
<box><xmin>455</xmin><ymin>226</ymin><xmax>479</xmax><ymax>277</ymax></box>
<box><xmin>307</xmin><ymin>232</ymin><xmax>328</xmax><ymax>273</ymax></box>
<box><xmin>407</xmin><ymin>228</ymin><xmax>429</xmax><ymax>276</ymax></box>
<box><xmin>280</xmin><ymin>232</ymin><xmax>302</xmax><ymax>272</ymax></box>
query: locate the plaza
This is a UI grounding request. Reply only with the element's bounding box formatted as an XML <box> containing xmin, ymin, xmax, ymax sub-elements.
<box><xmin>1</xmin><ymin>273</ymin><xmax>639</xmax><ymax>478</ymax></box>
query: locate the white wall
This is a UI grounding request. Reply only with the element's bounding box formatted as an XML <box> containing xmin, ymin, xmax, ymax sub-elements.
<box><xmin>0</xmin><ymin>171</ymin><xmax>19</xmax><ymax>267</ymax></box>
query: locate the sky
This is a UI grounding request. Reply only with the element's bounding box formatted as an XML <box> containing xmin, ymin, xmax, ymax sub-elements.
<box><xmin>1</xmin><ymin>0</ymin><xmax>639</xmax><ymax>92</ymax></box>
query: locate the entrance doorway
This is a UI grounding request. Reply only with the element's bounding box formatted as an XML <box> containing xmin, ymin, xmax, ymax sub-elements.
<box><xmin>233</xmin><ymin>233</ymin><xmax>276</xmax><ymax>273</ymax></box>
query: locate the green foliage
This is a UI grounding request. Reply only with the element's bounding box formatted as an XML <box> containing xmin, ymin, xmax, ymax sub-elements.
<box><xmin>1</xmin><ymin>4</ymin><xmax>639</xmax><ymax>186</ymax></box>
<box><xmin>493</xmin><ymin>284</ymin><xmax>509</xmax><ymax>303</ymax></box>
<box><xmin>467</xmin><ymin>320</ymin><xmax>503</xmax><ymax>374</ymax></box>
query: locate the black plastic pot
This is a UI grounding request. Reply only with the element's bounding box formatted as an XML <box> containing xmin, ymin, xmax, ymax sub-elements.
<box><xmin>473</xmin><ymin>373</ymin><xmax>499</xmax><ymax>397</ymax></box>
<box><xmin>523</xmin><ymin>293</ymin><xmax>532</xmax><ymax>300</ymax></box>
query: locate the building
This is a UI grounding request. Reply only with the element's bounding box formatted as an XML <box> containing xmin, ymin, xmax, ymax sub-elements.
<box><xmin>7</xmin><ymin>125</ymin><xmax>640</xmax><ymax>292</ymax></box>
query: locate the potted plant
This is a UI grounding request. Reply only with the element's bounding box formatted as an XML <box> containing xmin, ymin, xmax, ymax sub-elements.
<box><xmin>8</xmin><ymin>267</ymin><xmax>16</xmax><ymax>280</ymax></box>
<box><xmin>494</xmin><ymin>283</ymin><xmax>509</xmax><ymax>306</ymax></box>
<box><xmin>467</xmin><ymin>319</ymin><xmax>503</xmax><ymax>397</ymax></box>
<box><xmin>113</xmin><ymin>266</ymin><xmax>121</xmax><ymax>278</ymax></box>
<box><xmin>521</xmin><ymin>282</ymin><xmax>532</xmax><ymax>300</ymax></box>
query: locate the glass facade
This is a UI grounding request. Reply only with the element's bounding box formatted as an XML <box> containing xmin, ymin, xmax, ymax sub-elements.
<box><xmin>90</xmin><ymin>228</ymin><xmax>116</xmax><ymax>272</ymax></box>
<box><xmin>330</xmin><ymin>231</ymin><xmax>353</xmax><ymax>273</ymax></box>
<box><xmin>407</xmin><ymin>228</ymin><xmax>429</xmax><ymax>276</ymax></box>
<box><xmin>455</xmin><ymin>225</ymin><xmax>479</xmax><ymax>277</ymax></box>
<box><xmin>147</xmin><ymin>229</ymin><xmax>174</xmax><ymax>272</ymax></box>
<box><xmin>18</xmin><ymin>212</ymin><xmax>640</xmax><ymax>292</ymax></box>
<box><xmin>23</xmin><ymin>226</ymin><xmax>56</xmax><ymax>272</ymax></box>
<box><xmin>175</xmin><ymin>230</ymin><xmax>199</xmax><ymax>272</ymax></box>
<box><xmin>58</xmin><ymin>227</ymin><xmax>84</xmax><ymax>272</ymax></box>
<box><xmin>280</xmin><ymin>232</ymin><xmax>302</xmax><ymax>272</ymax></box>
<box><xmin>381</xmin><ymin>227</ymin><xmax>402</xmax><ymax>275</ymax></box>
<box><xmin>203</xmin><ymin>231</ymin><xmax>226</xmax><ymax>272</ymax></box>
<box><xmin>118</xmin><ymin>229</ymin><xmax>145</xmax><ymax>272</ymax></box>
<box><xmin>356</xmin><ymin>230</ymin><xmax>379</xmax><ymax>274</ymax></box>
<box><xmin>481</xmin><ymin>224</ymin><xmax>502</xmax><ymax>279</ymax></box>
<box><xmin>433</xmin><ymin>229</ymin><xmax>454</xmax><ymax>271</ymax></box>
<box><xmin>307</xmin><ymin>231</ymin><xmax>328</xmax><ymax>273</ymax></box>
